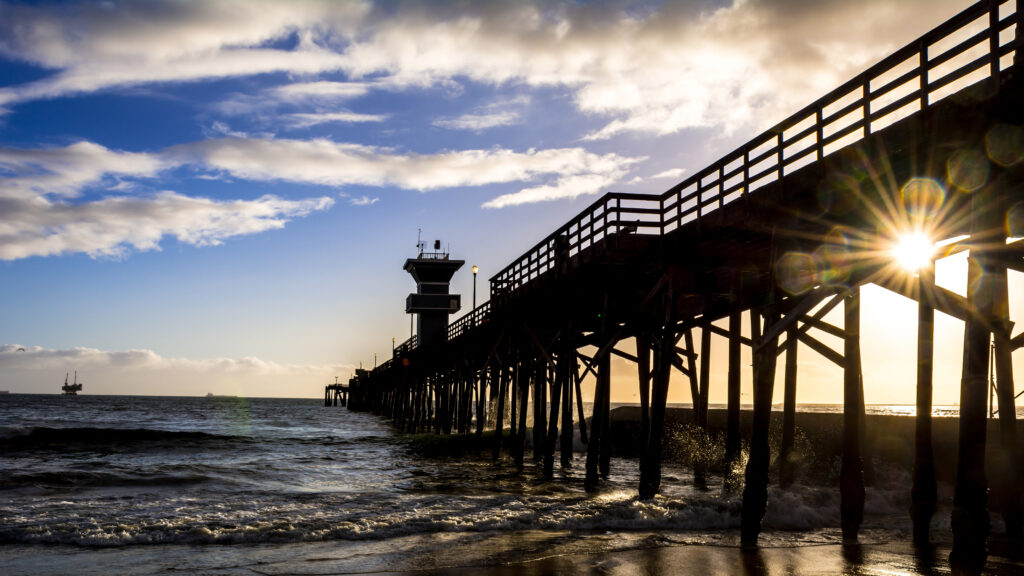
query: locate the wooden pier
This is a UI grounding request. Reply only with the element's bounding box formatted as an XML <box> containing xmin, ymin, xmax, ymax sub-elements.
<box><xmin>324</xmin><ymin>376</ymin><xmax>349</xmax><ymax>407</ymax></box>
<box><xmin>346</xmin><ymin>2</ymin><xmax>1024</xmax><ymax>573</ymax></box>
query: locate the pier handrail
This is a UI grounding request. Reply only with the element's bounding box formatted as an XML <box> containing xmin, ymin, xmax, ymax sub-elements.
<box><xmin>448</xmin><ymin>301</ymin><xmax>492</xmax><ymax>341</ymax></box>
<box><xmin>491</xmin><ymin>0</ymin><xmax>1020</xmax><ymax>296</ymax></box>
<box><xmin>393</xmin><ymin>335</ymin><xmax>418</xmax><ymax>356</ymax></box>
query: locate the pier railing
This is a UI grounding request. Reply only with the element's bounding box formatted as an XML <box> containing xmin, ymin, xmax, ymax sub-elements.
<box><xmin>447</xmin><ymin>301</ymin><xmax>492</xmax><ymax>341</ymax></box>
<box><xmin>491</xmin><ymin>0</ymin><xmax>1021</xmax><ymax>296</ymax></box>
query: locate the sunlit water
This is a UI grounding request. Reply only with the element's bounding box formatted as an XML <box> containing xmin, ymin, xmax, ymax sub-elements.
<box><xmin>0</xmin><ymin>395</ymin><xmax>1013</xmax><ymax>574</ymax></box>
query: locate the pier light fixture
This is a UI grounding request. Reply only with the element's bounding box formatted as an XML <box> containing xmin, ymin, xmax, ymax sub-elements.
<box><xmin>892</xmin><ymin>233</ymin><xmax>934</xmax><ymax>272</ymax></box>
<box><xmin>472</xmin><ymin>265</ymin><xmax>478</xmax><ymax>309</ymax></box>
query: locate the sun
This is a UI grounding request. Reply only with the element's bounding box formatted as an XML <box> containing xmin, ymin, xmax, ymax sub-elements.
<box><xmin>891</xmin><ymin>233</ymin><xmax>934</xmax><ymax>272</ymax></box>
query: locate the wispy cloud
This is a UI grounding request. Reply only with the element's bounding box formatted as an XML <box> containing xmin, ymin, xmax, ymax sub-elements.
<box><xmin>170</xmin><ymin>137</ymin><xmax>641</xmax><ymax>195</ymax></box>
<box><xmin>349</xmin><ymin>195</ymin><xmax>379</xmax><ymax>206</ymax></box>
<box><xmin>287</xmin><ymin>111</ymin><xmax>388</xmax><ymax>128</ymax></box>
<box><xmin>651</xmin><ymin>168</ymin><xmax>688</xmax><ymax>180</ymax></box>
<box><xmin>433</xmin><ymin>110</ymin><xmax>519</xmax><ymax>131</ymax></box>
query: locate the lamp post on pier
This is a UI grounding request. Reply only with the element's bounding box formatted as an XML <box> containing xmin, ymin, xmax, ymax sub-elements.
<box><xmin>472</xmin><ymin>265</ymin><xmax>478</xmax><ymax>309</ymax></box>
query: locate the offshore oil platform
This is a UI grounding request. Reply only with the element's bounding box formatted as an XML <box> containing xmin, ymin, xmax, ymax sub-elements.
<box><xmin>61</xmin><ymin>371</ymin><xmax>83</xmax><ymax>395</ymax></box>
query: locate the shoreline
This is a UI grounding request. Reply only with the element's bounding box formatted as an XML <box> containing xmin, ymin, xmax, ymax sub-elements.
<box><xmin>607</xmin><ymin>406</ymin><xmax>1024</xmax><ymax>484</ymax></box>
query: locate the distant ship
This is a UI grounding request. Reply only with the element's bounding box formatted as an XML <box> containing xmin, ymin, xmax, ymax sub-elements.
<box><xmin>62</xmin><ymin>371</ymin><xmax>83</xmax><ymax>395</ymax></box>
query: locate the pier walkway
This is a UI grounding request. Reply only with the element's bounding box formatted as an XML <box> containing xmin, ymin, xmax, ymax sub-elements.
<box><xmin>345</xmin><ymin>2</ymin><xmax>1024</xmax><ymax>572</ymax></box>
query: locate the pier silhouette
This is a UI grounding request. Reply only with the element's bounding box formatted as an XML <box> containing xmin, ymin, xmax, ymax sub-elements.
<box><xmin>341</xmin><ymin>2</ymin><xmax>1024</xmax><ymax>573</ymax></box>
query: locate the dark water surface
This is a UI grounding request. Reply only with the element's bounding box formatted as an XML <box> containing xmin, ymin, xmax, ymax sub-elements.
<box><xmin>0</xmin><ymin>394</ymin><xmax>998</xmax><ymax>575</ymax></box>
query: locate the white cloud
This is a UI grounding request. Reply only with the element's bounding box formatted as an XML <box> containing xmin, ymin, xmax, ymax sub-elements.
<box><xmin>0</xmin><ymin>141</ymin><xmax>334</xmax><ymax>260</ymax></box>
<box><xmin>433</xmin><ymin>110</ymin><xmax>519</xmax><ymax>131</ymax></box>
<box><xmin>651</xmin><ymin>168</ymin><xmax>688</xmax><ymax>180</ymax></box>
<box><xmin>0</xmin><ymin>191</ymin><xmax>333</xmax><ymax>260</ymax></box>
<box><xmin>0</xmin><ymin>137</ymin><xmax>642</xmax><ymax>261</ymax></box>
<box><xmin>434</xmin><ymin>95</ymin><xmax>530</xmax><ymax>131</ymax></box>
<box><xmin>483</xmin><ymin>171</ymin><xmax>631</xmax><ymax>209</ymax></box>
<box><xmin>288</xmin><ymin>111</ymin><xmax>388</xmax><ymax>128</ymax></box>
<box><xmin>349</xmin><ymin>195</ymin><xmax>379</xmax><ymax>206</ymax></box>
<box><xmin>0</xmin><ymin>141</ymin><xmax>170</xmax><ymax>199</ymax></box>
<box><xmin>272</xmin><ymin>81</ymin><xmax>373</xmax><ymax>103</ymax></box>
<box><xmin>0</xmin><ymin>0</ymin><xmax>966</xmax><ymax>139</ymax></box>
<box><xmin>171</xmin><ymin>137</ymin><xmax>641</xmax><ymax>194</ymax></box>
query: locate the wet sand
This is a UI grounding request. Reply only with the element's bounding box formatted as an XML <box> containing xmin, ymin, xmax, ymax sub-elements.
<box><xmin>379</xmin><ymin>540</ymin><xmax>1024</xmax><ymax>576</ymax></box>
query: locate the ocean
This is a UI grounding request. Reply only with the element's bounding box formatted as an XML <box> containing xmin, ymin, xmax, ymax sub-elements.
<box><xmin>1</xmin><ymin>394</ymin><xmax>1021</xmax><ymax>575</ymax></box>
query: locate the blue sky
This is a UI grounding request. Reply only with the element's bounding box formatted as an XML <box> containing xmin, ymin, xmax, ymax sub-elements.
<box><xmin>0</xmin><ymin>0</ymin><xmax>1007</xmax><ymax>402</ymax></box>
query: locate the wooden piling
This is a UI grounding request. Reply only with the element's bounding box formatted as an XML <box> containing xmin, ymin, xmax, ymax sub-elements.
<box><xmin>740</xmin><ymin>307</ymin><xmax>779</xmax><ymax>546</ymax></box>
<box><xmin>992</xmin><ymin>259</ymin><xmax>1023</xmax><ymax>540</ymax></box>
<box><xmin>533</xmin><ymin>356</ymin><xmax>547</xmax><ymax>461</ymax></box>
<box><xmin>695</xmin><ymin>323</ymin><xmax>711</xmax><ymax>489</ymax></box>
<box><xmin>950</xmin><ymin>194</ymin><xmax>996</xmax><ymax>575</ymax></box>
<box><xmin>725</xmin><ymin>308</ymin><xmax>743</xmax><ymax>491</ymax></box>
<box><xmin>840</xmin><ymin>288</ymin><xmax>865</xmax><ymax>541</ymax></box>
<box><xmin>779</xmin><ymin>326</ymin><xmax>798</xmax><ymax>488</ymax></box>
<box><xmin>585</xmin><ymin>351</ymin><xmax>610</xmax><ymax>490</ymax></box>
<box><xmin>637</xmin><ymin>334</ymin><xmax>651</xmax><ymax>476</ymax></box>
<box><xmin>514</xmin><ymin>350</ymin><xmax>530</xmax><ymax>468</ymax></box>
<box><xmin>911</xmin><ymin>265</ymin><xmax>937</xmax><ymax>544</ymax></box>
<box><xmin>559</xmin><ymin>331</ymin><xmax>575</xmax><ymax>469</ymax></box>
<box><xmin>544</xmin><ymin>344</ymin><xmax>563</xmax><ymax>477</ymax></box>
<box><xmin>639</xmin><ymin>293</ymin><xmax>674</xmax><ymax>500</ymax></box>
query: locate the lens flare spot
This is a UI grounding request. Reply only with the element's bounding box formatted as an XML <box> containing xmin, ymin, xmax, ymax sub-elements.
<box><xmin>892</xmin><ymin>233</ymin><xmax>933</xmax><ymax>271</ymax></box>
<box><xmin>775</xmin><ymin>252</ymin><xmax>818</xmax><ymax>295</ymax></box>
<box><xmin>817</xmin><ymin>172</ymin><xmax>861</xmax><ymax>216</ymax></box>
<box><xmin>1007</xmin><ymin>202</ymin><xmax>1024</xmax><ymax>238</ymax></box>
<box><xmin>813</xmin><ymin>244</ymin><xmax>850</xmax><ymax>286</ymax></box>
<box><xmin>985</xmin><ymin>124</ymin><xmax>1024</xmax><ymax>167</ymax></box>
<box><xmin>900</xmin><ymin>178</ymin><xmax>945</xmax><ymax>221</ymax></box>
<box><xmin>947</xmin><ymin>149</ymin><xmax>990</xmax><ymax>192</ymax></box>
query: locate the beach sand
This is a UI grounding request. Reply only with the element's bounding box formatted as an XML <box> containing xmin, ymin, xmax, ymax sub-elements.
<box><xmin>11</xmin><ymin>536</ymin><xmax>1021</xmax><ymax>576</ymax></box>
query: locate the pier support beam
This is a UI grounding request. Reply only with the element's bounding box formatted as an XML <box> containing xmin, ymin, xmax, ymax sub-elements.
<box><xmin>694</xmin><ymin>322</ymin><xmax>712</xmax><ymax>489</ymax></box>
<box><xmin>841</xmin><ymin>288</ymin><xmax>865</xmax><ymax>541</ymax></box>
<box><xmin>640</xmin><ymin>290</ymin><xmax>675</xmax><ymax>500</ymax></box>
<box><xmin>950</xmin><ymin>192</ymin><xmax>998</xmax><ymax>575</ymax></box>
<box><xmin>992</xmin><ymin>261</ymin><xmax>1022</xmax><ymax>540</ymax></box>
<box><xmin>911</xmin><ymin>265</ymin><xmax>937</xmax><ymax>545</ymax></box>
<box><xmin>740</xmin><ymin>307</ymin><xmax>779</xmax><ymax>546</ymax></box>
<box><xmin>559</xmin><ymin>330</ymin><xmax>575</xmax><ymax>469</ymax></box>
<box><xmin>533</xmin><ymin>356</ymin><xmax>547</xmax><ymax>461</ymax></box>
<box><xmin>725</xmin><ymin>308</ymin><xmax>743</xmax><ymax>492</ymax></box>
<box><xmin>544</xmin><ymin>336</ymin><xmax>566</xmax><ymax>477</ymax></box>
<box><xmin>779</xmin><ymin>326</ymin><xmax>798</xmax><ymax>488</ymax></box>
<box><xmin>585</xmin><ymin>350</ymin><xmax>611</xmax><ymax>490</ymax></box>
